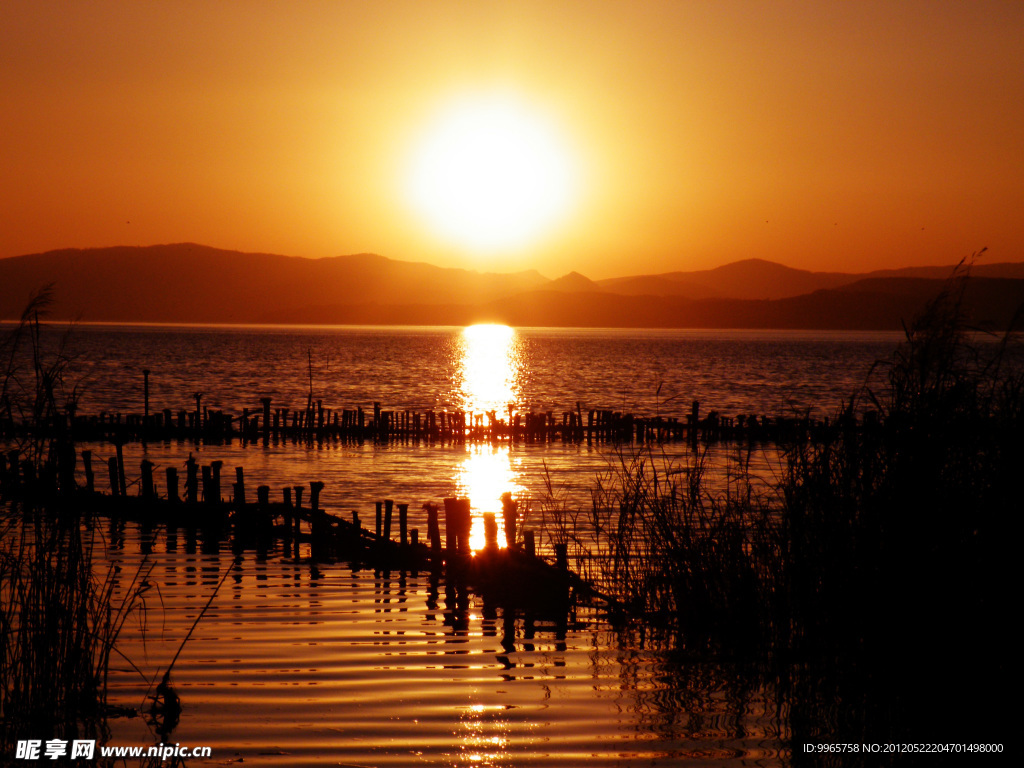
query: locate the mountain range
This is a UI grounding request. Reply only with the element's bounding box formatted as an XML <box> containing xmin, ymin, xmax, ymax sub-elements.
<box><xmin>2</xmin><ymin>243</ymin><xmax>1022</xmax><ymax>330</ymax></box>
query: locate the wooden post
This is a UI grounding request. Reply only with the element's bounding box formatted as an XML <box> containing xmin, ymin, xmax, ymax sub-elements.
<box><xmin>501</xmin><ymin>492</ymin><xmax>517</xmax><ymax>548</ymax></box>
<box><xmin>115</xmin><ymin>441</ymin><xmax>127</xmax><ymax>497</ymax></box>
<box><xmin>375</xmin><ymin>501</ymin><xmax>383</xmax><ymax>538</ymax></box>
<box><xmin>261</xmin><ymin>397</ymin><xmax>272</xmax><ymax>445</ymax></box>
<box><xmin>443</xmin><ymin>498</ymin><xmax>456</xmax><ymax>555</ymax></box>
<box><xmin>185</xmin><ymin>455</ymin><xmax>198</xmax><ymax>504</ymax></box>
<box><xmin>107</xmin><ymin>457</ymin><xmax>120</xmax><ymax>496</ymax></box>
<box><xmin>483</xmin><ymin>512</ymin><xmax>498</xmax><ymax>552</ymax></box>
<box><xmin>555</xmin><ymin>542</ymin><xmax>568</xmax><ymax>571</ymax></box>
<box><xmin>82</xmin><ymin>450</ymin><xmax>95</xmax><ymax>494</ymax></box>
<box><xmin>310</xmin><ymin>481</ymin><xmax>324</xmax><ymax>512</ymax></box>
<box><xmin>384</xmin><ymin>499</ymin><xmax>393</xmax><ymax>541</ymax></box>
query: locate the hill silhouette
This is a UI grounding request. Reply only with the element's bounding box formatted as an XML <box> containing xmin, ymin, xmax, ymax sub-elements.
<box><xmin>596</xmin><ymin>256</ymin><xmax>1024</xmax><ymax>300</ymax></box>
<box><xmin>0</xmin><ymin>244</ymin><xmax>549</xmax><ymax>324</ymax></box>
<box><xmin>1</xmin><ymin>244</ymin><xmax>1022</xmax><ymax>330</ymax></box>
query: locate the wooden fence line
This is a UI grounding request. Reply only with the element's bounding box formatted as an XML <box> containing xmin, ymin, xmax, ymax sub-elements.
<box><xmin>0</xmin><ymin>452</ymin><xmax>613</xmax><ymax>620</ymax></box>
<box><xmin>0</xmin><ymin>397</ymin><xmax>870</xmax><ymax>447</ymax></box>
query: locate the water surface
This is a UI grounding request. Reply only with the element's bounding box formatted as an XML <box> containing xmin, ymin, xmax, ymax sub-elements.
<box><xmin>7</xmin><ymin>325</ymin><xmax>911</xmax><ymax>765</ymax></box>
<box><xmin>101</xmin><ymin>522</ymin><xmax>785</xmax><ymax>766</ymax></box>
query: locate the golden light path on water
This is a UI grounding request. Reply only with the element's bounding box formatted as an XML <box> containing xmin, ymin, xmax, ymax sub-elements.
<box><xmin>455</xmin><ymin>324</ymin><xmax>525</xmax><ymax>551</ymax></box>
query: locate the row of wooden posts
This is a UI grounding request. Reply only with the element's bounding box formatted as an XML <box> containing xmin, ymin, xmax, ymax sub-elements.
<box><xmin>1</xmin><ymin>395</ymin><xmax>857</xmax><ymax>447</ymax></box>
<box><xmin>0</xmin><ymin>447</ymin><xmax>573</xmax><ymax>586</ymax></box>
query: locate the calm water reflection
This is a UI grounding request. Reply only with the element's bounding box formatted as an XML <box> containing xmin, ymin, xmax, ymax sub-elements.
<box><xmin>456</xmin><ymin>324</ymin><xmax>522</xmax><ymax>416</ymax></box>
<box><xmin>456</xmin><ymin>325</ymin><xmax>526</xmax><ymax>550</ymax></box>
<box><xmin>96</xmin><ymin>521</ymin><xmax>784</xmax><ymax>767</ymax></box>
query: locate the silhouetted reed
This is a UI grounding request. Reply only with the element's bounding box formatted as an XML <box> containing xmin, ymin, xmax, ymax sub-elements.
<box><xmin>1</xmin><ymin>290</ymin><xmax>152</xmax><ymax>745</ymax></box>
<box><xmin>0</xmin><ymin>285</ymin><xmax>81</xmax><ymax>470</ymax></box>
<box><xmin>0</xmin><ymin>510</ymin><xmax>154</xmax><ymax>743</ymax></box>
<box><xmin>550</xmin><ymin>257</ymin><xmax>1018</xmax><ymax>758</ymax></box>
<box><xmin>582</xmin><ymin>445</ymin><xmax>776</xmax><ymax>651</ymax></box>
<box><xmin>776</xmin><ymin>258</ymin><xmax>1018</xmax><ymax>754</ymax></box>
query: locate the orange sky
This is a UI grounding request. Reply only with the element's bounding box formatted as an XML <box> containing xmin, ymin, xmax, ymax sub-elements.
<box><xmin>2</xmin><ymin>1</ymin><xmax>1022</xmax><ymax>279</ymax></box>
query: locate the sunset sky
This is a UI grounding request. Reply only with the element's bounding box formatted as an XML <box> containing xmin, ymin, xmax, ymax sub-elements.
<box><xmin>2</xmin><ymin>1</ymin><xmax>1022</xmax><ymax>279</ymax></box>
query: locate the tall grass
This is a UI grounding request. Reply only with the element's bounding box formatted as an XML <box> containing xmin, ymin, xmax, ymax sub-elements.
<box><xmin>1</xmin><ymin>290</ymin><xmax>152</xmax><ymax>744</ymax></box>
<box><xmin>775</xmin><ymin>259</ymin><xmax>1019</xmax><ymax>751</ymax></box>
<box><xmin>554</xmin><ymin>259</ymin><xmax>1019</xmax><ymax>755</ymax></box>
<box><xmin>584</xmin><ymin>446</ymin><xmax>776</xmax><ymax>650</ymax></box>
<box><xmin>0</xmin><ymin>285</ymin><xmax>80</xmax><ymax>474</ymax></box>
<box><xmin>0</xmin><ymin>511</ymin><xmax>153</xmax><ymax>742</ymax></box>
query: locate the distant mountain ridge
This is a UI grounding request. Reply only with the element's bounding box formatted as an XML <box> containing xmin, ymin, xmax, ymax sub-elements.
<box><xmin>1</xmin><ymin>244</ymin><xmax>1022</xmax><ymax>330</ymax></box>
<box><xmin>596</xmin><ymin>257</ymin><xmax>1024</xmax><ymax>300</ymax></box>
<box><xmin>0</xmin><ymin>243</ymin><xmax>550</xmax><ymax>324</ymax></box>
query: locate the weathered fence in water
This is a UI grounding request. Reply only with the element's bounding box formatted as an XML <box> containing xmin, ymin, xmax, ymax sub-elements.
<box><xmin>0</xmin><ymin>396</ymin><xmax>861</xmax><ymax>447</ymax></box>
<box><xmin>0</xmin><ymin>451</ymin><xmax>609</xmax><ymax>619</ymax></box>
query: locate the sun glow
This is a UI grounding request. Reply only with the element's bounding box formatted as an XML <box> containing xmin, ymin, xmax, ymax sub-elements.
<box><xmin>405</xmin><ymin>92</ymin><xmax>577</xmax><ymax>253</ymax></box>
<box><xmin>455</xmin><ymin>324</ymin><xmax>524</xmax><ymax>550</ymax></box>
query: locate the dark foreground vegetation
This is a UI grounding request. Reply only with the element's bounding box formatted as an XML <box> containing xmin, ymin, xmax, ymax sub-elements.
<box><xmin>0</xmin><ymin>290</ymin><xmax>164</xmax><ymax>759</ymax></box>
<box><xmin>565</xmin><ymin>261</ymin><xmax>1018</xmax><ymax>763</ymax></box>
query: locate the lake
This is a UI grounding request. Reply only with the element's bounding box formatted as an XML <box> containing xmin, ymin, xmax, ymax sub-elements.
<box><xmin>34</xmin><ymin>324</ymin><xmax>903</xmax><ymax>519</ymax></box>
<box><xmin>8</xmin><ymin>324</ymin><xmax>907</xmax><ymax>765</ymax></box>
<box><xmin>98</xmin><ymin>521</ymin><xmax>785</xmax><ymax>767</ymax></box>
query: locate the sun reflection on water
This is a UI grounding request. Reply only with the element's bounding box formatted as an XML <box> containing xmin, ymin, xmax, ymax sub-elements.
<box><xmin>458</xmin><ymin>703</ymin><xmax>512</xmax><ymax>765</ymax></box>
<box><xmin>458</xmin><ymin>324</ymin><xmax>521</xmax><ymax>416</ymax></box>
<box><xmin>457</xmin><ymin>444</ymin><xmax>524</xmax><ymax>550</ymax></box>
<box><xmin>456</xmin><ymin>324</ymin><xmax>524</xmax><ymax>550</ymax></box>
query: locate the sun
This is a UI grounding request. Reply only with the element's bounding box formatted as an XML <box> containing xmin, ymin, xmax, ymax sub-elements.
<box><xmin>404</xmin><ymin>92</ymin><xmax>577</xmax><ymax>253</ymax></box>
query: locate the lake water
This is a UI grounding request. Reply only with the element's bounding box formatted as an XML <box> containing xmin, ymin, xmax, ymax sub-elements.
<box><xmin>97</xmin><ymin>521</ymin><xmax>785</xmax><ymax>767</ymax></box>
<box><xmin>27</xmin><ymin>324</ymin><xmax>903</xmax><ymax>523</ymax></box>
<box><xmin>8</xmin><ymin>324</ymin><xmax>907</xmax><ymax>765</ymax></box>
<box><xmin>56</xmin><ymin>324</ymin><xmax>900</xmax><ymax>417</ymax></box>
